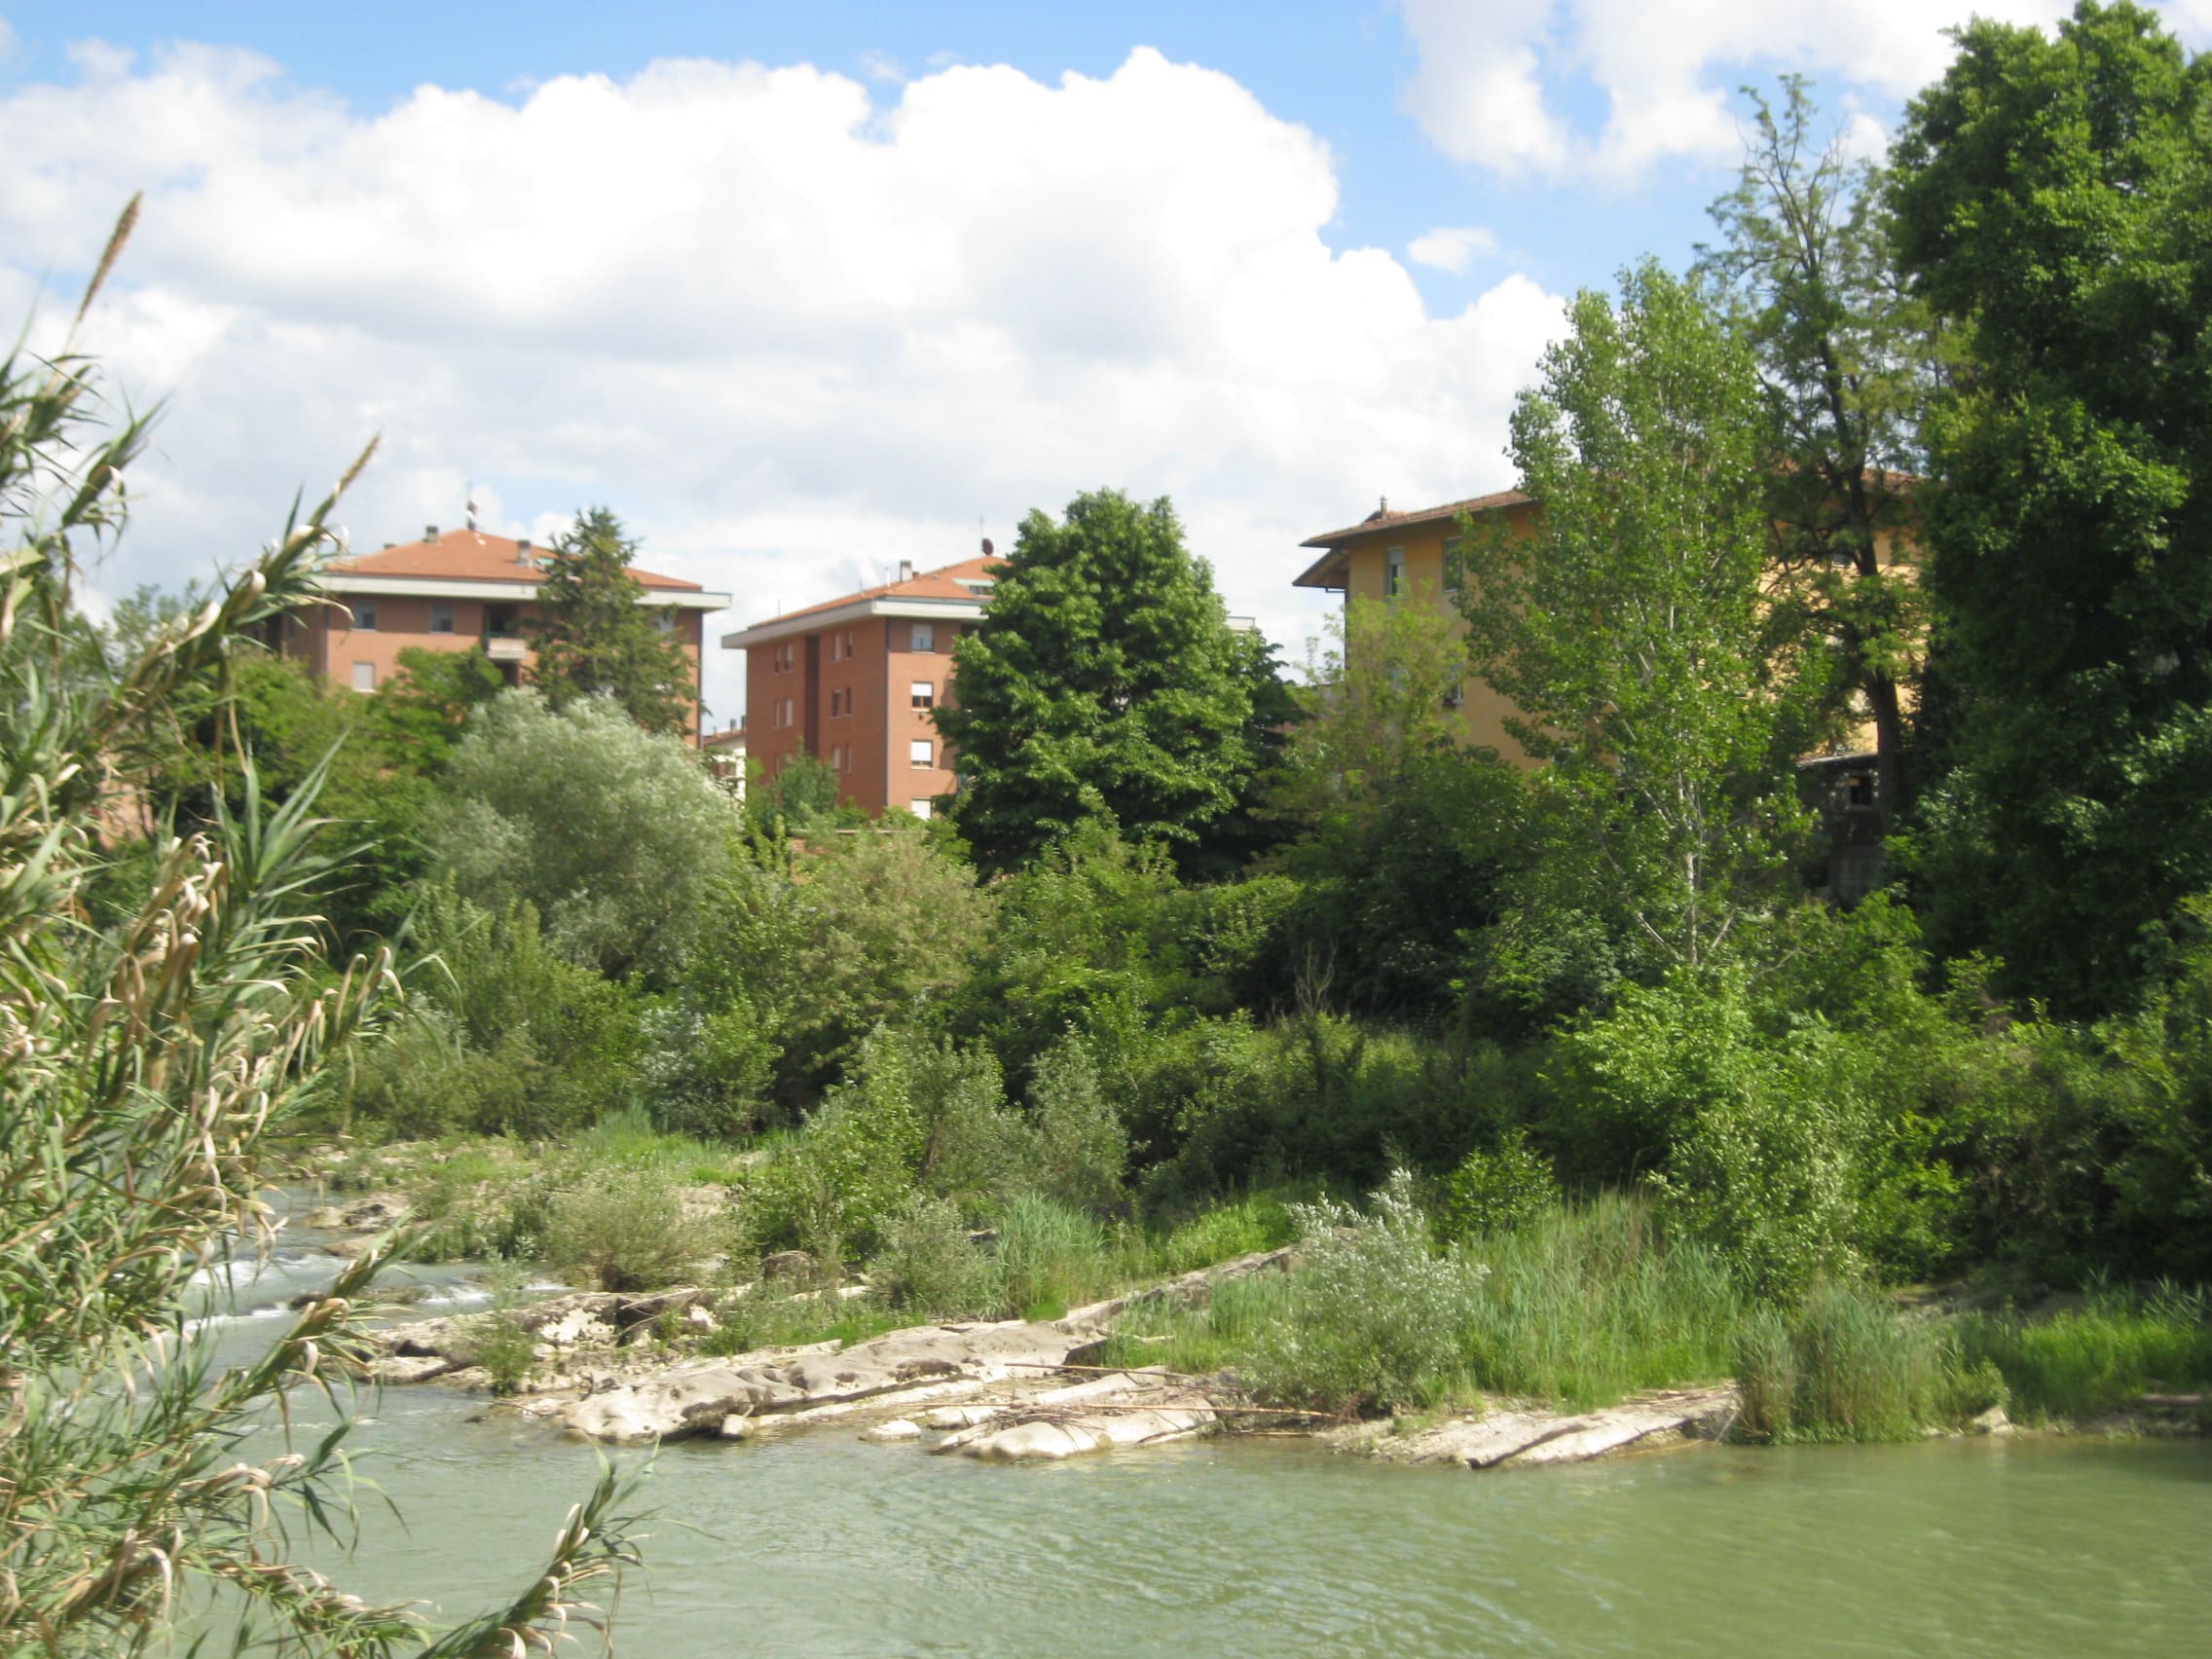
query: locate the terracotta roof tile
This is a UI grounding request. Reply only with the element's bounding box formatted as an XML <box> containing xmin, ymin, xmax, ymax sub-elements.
<box><xmin>764</xmin><ymin>554</ymin><xmax>1002</xmax><ymax>624</ymax></box>
<box><xmin>1299</xmin><ymin>490</ymin><xmax>1532</xmax><ymax>549</ymax></box>
<box><xmin>329</xmin><ymin>528</ymin><xmax>704</xmax><ymax>591</ymax></box>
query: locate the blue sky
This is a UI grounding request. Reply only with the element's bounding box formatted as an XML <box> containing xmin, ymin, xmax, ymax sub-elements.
<box><xmin>2</xmin><ymin>2</ymin><xmax>2194</xmax><ymax>724</ymax></box>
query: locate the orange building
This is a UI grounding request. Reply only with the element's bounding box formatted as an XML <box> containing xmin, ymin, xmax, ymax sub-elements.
<box><xmin>282</xmin><ymin>526</ymin><xmax>730</xmax><ymax>732</ymax></box>
<box><xmin>1295</xmin><ymin>491</ymin><xmax>1542</xmax><ymax>762</ymax></box>
<box><xmin>719</xmin><ymin>553</ymin><xmax>998</xmax><ymax>818</ymax></box>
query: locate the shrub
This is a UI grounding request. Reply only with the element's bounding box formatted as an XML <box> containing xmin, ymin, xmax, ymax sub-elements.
<box><xmin>871</xmin><ymin>1195</ymin><xmax>1003</xmax><ymax>1318</ymax></box>
<box><xmin>546</xmin><ymin>1168</ymin><xmax>707</xmax><ymax>1292</ymax></box>
<box><xmin>1246</xmin><ymin>1171</ymin><xmax>1487</xmax><ymax>1415</ymax></box>
<box><xmin>429</xmin><ymin>690</ymin><xmax>740</xmax><ymax>982</ymax></box>
<box><xmin>1027</xmin><ymin>1033</ymin><xmax>1128</xmax><ymax>1212</ymax></box>
<box><xmin>1437</xmin><ymin>1131</ymin><xmax>1558</xmax><ymax>1241</ymax></box>
<box><xmin>740</xmin><ymin>1038</ymin><xmax>926</xmax><ymax>1261</ymax></box>
<box><xmin>473</xmin><ymin>1309</ymin><xmax>537</xmax><ymax>1395</ymax></box>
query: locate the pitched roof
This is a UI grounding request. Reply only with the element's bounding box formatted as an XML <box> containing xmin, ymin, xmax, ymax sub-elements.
<box><xmin>329</xmin><ymin>528</ymin><xmax>706</xmax><ymax>592</ymax></box>
<box><xmin>764</xmin><ymin>554</ymin><xmax>1002</xmax><ymax>625</ymax></box>
<box><xmin>1299</xmin><ymin>489</ymin><xmax>1532</xmax><ymax>550</ymax></box>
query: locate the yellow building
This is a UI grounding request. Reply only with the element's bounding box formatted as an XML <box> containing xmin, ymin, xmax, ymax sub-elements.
<box><xmin>1293</xmin><ymin>490</ymin><xmax>1540</xmax><ymax>764</ymax></box>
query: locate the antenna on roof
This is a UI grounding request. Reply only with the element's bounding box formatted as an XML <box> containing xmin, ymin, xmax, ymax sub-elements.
<box><xmin>465</xmin><ymin>483</ymin><xmax>478</xmax><ymax>535</ymax></box>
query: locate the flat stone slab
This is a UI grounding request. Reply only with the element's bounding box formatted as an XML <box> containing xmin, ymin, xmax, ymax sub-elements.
<box><xmin>1346</xmin><ymin>1386</ymin><xmax>1740</xmax><ymax>1470</ymax></box>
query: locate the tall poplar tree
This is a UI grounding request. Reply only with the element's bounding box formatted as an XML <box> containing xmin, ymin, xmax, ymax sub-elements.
<box><xmin>935</xmin><ymin>489</ymin><xmax>1261</xmax><ymax>873</ymax></box>
<box><xmin>1459</xmin><ymin>261</ymin><xmax>1820</xmax><ymax>980</ymax></box>
<box><xmin>526</xmin><ymin>506</ymin><xmax>695</xmax><ymax>736</ymax></box>
<box><xmin>1889</xmin><ymin>0</ymin><xmax>2212</xmax><ymax>1013</ymax></box>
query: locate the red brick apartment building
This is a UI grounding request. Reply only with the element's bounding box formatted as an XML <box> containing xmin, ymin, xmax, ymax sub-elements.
<box><xmin>720</xmin><ymin>554</ymin><xmax>998</xmax><ymax>817</ymax></box>
<box><xmin>280</xmin><ymin>526</ymin><xmax>731</xmax><ymax>732</ymax></box>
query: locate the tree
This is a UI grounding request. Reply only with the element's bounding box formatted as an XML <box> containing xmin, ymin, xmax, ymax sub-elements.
<box><xmin>0</xmin><ymin>205</ymin><xmax>635</xmax><ymax>1654</ymax></box>
<box><xmin>1888</xmin><ymin>0</ymin><xmax>2212</xmax><ymax>1014</ymax></box>
<box><xmin>1701</xmin><ymin>75</ymin><xmax>1936</xmax><ymax>821</ymax></box>
<box><xmin>427</xmin><ymin>689</ymin><xmax>738</xmax><ymax>981</ymax></box>
<box><xmin>526</xmin><ymin>505</ymin><xmax>695</xmax><ymax>735</ymax></box>
<box><xmin>1458</xmin><ymin>260</ymin><xmax>1820</xmax><ymax>980</ymax></box>
<box><xmin>936</xmin><ymin>489</ymin><xmax>1263</xmax><ymax>873</ymax></box>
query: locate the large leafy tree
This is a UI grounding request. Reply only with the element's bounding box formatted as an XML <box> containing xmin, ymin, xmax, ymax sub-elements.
<box><xmin>1889</xmin><ymin>0</ymin><xmax>2212</xmax><ymax>1014</ymax></box>
<box><xmin>936</xmin><ymin>488</ymin><xmax>1264</xmax><ymax>873</ymax></box>
<box><xmin>1701</xmin><ymin>75</ymin><xmax>1936</xmax><ymax>820</ymax></box>
<box><xmin>526</xmin><ymin>505</ymin><xmax>695</xmax><ymax>735</ymax></box>
<box><xmin>1459</xmin><ymin>260</ymin><xmax>1821</xmax><ymax>983</ymax></box>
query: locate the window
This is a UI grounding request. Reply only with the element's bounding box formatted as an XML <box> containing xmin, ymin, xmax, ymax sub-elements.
<box><xmin>785</xmin><ymin>697</ymin><xmax>797</xmax><ymax>728</ymax></box>
<box><xmin>652</xmin><ymin>608</ymin><xmax>676</xmax><ymax>634</ymax></box>
<box><xmin>909</xmin><ymin>799</ymin><xmax>933</xmax><ymax>821</ymax></box>
<box><xmin>911</xmin><ymin>622</ymin><xmax>935</xmax><ymax>653</ymax></box>
<box><xmin>909</xmin><ymin>739</ymin><xmax>934</xmax><ymax>768</ymax></box>
<box><xmin>829</xmin><ymin>633</ymin><xmax>842</xmax><ymax>663</ymax></box>
<box><xmin>429</xmin><ymin>603</ymin><xmax>456</xmax><ymax>635</ymax></box>
<box><xmin>910</xmin><ymin>681</ymin><xmax>934</xmax><ymax>710</ymax></box>
<box><xmin>830</xmin><ymin>743</ymin><xmax>848</xmax><ymax>773</ymax></box>
<box><xmin>352</xmin><ymin>602</ymin><xmax>379</xmax><ymax>631</ymax></box>
<box><xmin>1443</xmin><ymin>535</ymin><xmax>1464</xmax><ymax>597</ymax></box>
<box><xmin>485</xmin><ymin>605</ymin><xmax>516</xmax><ymax>637</ymax></box>
<box><xmin>1384</xmin><ymin>545</ymin><xmax>1406</xmax><ymax>599</ymax></box>
<box><xmin>350</xmin><ymin>662</ymin><xmax>376</xmax><ymax>693</ymax></box>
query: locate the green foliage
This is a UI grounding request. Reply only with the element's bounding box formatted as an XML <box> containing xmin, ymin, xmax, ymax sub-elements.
<box><xmin>936</xmin><ymin>488</ymin><xmax>1270</xmax><ymax>873</ymax></box>
<box><xmin>1246</xmin><ymin>1172</ymin><xmax>1488</xmax><ymax>1415</ymax></box>
<box><xmin>525</xmin><ymin>504</ymin><xmax>695</xmax><ymax>735</ymax></box>
<box><xmin>773</xmin><ymin>826</ymin><xmax>994</xmax><ymax>1101</ymax></box>
<box><xmin>1890</xmin><ymin>2</ymin><xmax>2212</xmax><ymax>1014</ymax></box>
<box><xmin>1026</xmin><ymin>1033</ymin><xmax>1130</xmax><ymax>1212</ymax></box>
<box><xmin>993</xmin><ymin>1195</ymin><xmax>1114</xmax><ymax>1320</ymax></box>
<box><xmin>1278</xmin><ymin>592</ymin><xmax>1470</xmax><ymax>826</ymax></box>
<box><xmin>1732</xmin><ymin>1281</ymin><xmax>1972</xmax><ymax>1442</ymax></box>
<box><xmin>375</xmin><ymin>644</ymin><xmax>505</xmax><ymax>769</ymax></box>
<box><xmin>1437</xmin><ymin>1131</ymin><xmax>1559</xmax><ymax>1241</ymax></box>
<box><xmin>1462</xmin><ymin>260</ymin><xmax>1819</xmax><ymax>985</ymax></box>
<box><xmin>471</xmin><ymin>1309</ymin><xmax>538</xmax><ymax>1396</ymax></box>
<box><xmin>1701</xmin><ymin>74</ymin><xmax>1933</xmax><ymax>811</ymax></box>
<box><xmin>545</xmin><ymin>1166</ymin><xmax>709</xmax><ymax>1293</ymax></box>
<box><xmin>1157</xmin><ymin>1192</ymin><xmax>1296</xmax><ymax>1275</ymax></box>
<box><xmin>1956</xmin><ymin>1283</ymin><xmax>2212</xmax><ymax>1421</ymax></box>
<box><xmin>740</xmin><ymin>747</ymin><xmax>853</xmax><ymax>842</ymax></box>
<box><xmin>0</xmin><ymin>224</ymin><xmax>635</xmax><ymax>1651</ymax></box>
<box><xmin>428</xmin><ymin>689</ymin><xmax>736</xmax><ymax>981</ymax></box>
<box><xmin>870</xmin><ymin>1195</ymin><xmax>1004</xmax><ymax>1317</ymax></box>
<box><xmin>346</xmin><ymin>888</ymin><xmax>641</xmax><ymax>1138</ymax></box>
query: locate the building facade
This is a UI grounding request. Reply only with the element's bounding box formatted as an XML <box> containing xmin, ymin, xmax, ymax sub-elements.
<box><xmin>284</xmin><ymin>527</ymin><xmax>730</xmax><ymax>732</ymax></box>
<box><xmin>720</xmin><ymin>554</ymin><xmax>997</xmax><ymax>817</ymax></box>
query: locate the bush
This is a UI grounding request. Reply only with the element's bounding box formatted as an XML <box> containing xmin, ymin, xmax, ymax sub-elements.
<box><xmin>546</xmin><ymin>1168</ymin><xmax>707</xmax><ymax>1292</ymax></box>
<box><xmin>871</xmin><ymin>1195</ymin><xmax>1003</xmax><ymax>1318</ymax></box>
<box><xmin>1246</xmin><ymin>1171</ymin><xmax>1487</xmax><ymax>1415</ymax></box>
<box><xmin>1158</xmin><ymin>1192</ymin><xmax>1296</xmax><ymax>1275</ymax></box>
<box><xmin>1437</xmin><ymin>1131</ymin><xmax>1558</xmax><ymax>1241</ymax></box>
<box><xmin>429</xmin><ymin>689</ymin><xmax>739</xmax><ymax>982</ymax></box>
<box><xmin>1027</xmin><ymin>1033</ymin><xmax>1128</xmax><ymax>1211</ymax></box>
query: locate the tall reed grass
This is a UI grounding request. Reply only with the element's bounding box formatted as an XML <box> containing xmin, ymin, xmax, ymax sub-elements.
<box><xmin>1957</xmin><ymin>1284</ymin><xmax>2212</xmax><ymax>1420</ymax></box>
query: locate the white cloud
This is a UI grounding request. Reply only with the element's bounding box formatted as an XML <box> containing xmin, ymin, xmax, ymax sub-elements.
<box><xmin>857</xmin><ymin>49</ymin><xmax>905</xmax><ymax>84</ymax></box>
<box><xmin>1407</xmin><ymin>224</ymin><xmax>1498</xmax><ymax>274</ymax></box>
<box><xmin>1397</xmin><ymin>0</ymin><xmax>2095</xmax><ymax>179</ymax></box>
<box><xmin>0</xmin><ymin>42</ymin><xmax>1566</xmax><ymax>725</ymax></box>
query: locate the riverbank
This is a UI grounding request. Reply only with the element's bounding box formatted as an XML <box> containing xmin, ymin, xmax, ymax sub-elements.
<box><xmin>292</xmin><ymin>1129</ymin><xmax>2212</xmax><ymax>1459</ymax></box>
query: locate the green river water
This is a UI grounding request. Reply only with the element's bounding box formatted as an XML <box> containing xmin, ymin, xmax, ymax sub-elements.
<box><xmin>204</xmin><ymin>1214</ymin><xmax>2212</xmax><ymax>1657</ymax></box>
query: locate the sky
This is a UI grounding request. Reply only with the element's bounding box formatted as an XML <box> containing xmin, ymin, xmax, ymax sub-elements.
<box><xmin>6</xmin><ymin>1</ymin><xmax>2208</xmax><ymax>728</ymax></box>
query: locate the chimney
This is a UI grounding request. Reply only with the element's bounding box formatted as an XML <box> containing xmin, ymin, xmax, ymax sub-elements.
<box><xmin>424</xmin><ymin>524</ymin><xmax>439</xmax><ymax>541</ymax></box>
<box><xmin>897</xmin><ymin>559</ymin><xmax>914</xmax><ymax>584</ymax></box>
<box><xmin>516</xmin><ymin>536</ymin><xmax>533</xmax><ymax>566</ymax></box>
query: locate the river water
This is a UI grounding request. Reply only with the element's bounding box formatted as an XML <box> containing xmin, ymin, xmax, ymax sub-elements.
<box><xmin>199</xmin><ymin>1207</ymin><xmax>2212</xmax><ymax>1658</ymax></box>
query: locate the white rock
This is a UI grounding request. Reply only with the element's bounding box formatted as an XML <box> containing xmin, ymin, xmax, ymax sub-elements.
<box><xmin>861</xmin><ymin>1419</ymin><xmax>923</xmax><ymax>1443</ymax></box>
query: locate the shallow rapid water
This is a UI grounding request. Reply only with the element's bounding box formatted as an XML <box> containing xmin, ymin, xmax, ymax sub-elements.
<box><xmin>213</xmin><ymin>1207</ymin><xmax>2212</xmax><ymax>1658</ymax></box>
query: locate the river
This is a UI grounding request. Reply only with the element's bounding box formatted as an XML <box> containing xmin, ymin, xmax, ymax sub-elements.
<box><xmin>196</xmin><ymin>1206</ymin><xmax>2212</xmax><ymax>1657</ymax></box>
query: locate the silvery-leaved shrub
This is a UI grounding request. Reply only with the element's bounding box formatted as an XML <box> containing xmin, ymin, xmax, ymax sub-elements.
<box><xmin>1247</xmin><ymin>1170</ymin><xmax>1488</xmax><ymax>1414</ymax></box>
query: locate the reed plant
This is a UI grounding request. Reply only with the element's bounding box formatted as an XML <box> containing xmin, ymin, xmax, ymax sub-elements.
<box><xmin>1956</xmin><ymin>1283</ymin><xmax>2212</xmax><ymax>1421</ymax></box>
<box><xmin>0</xmin><ymin>208</ymin><xmax>639</xmax><ymax>1654</ymax></box>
